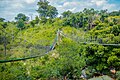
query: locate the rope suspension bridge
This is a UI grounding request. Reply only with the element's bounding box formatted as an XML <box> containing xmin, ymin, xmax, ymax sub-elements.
<box><xmin>0</xmin><ymin>29</ymin><xmax>120</xmax><ymax>63</ymax></box>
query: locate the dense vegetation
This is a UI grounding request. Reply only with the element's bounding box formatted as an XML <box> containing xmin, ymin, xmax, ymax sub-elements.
<box><xmin>0</xmin><ymin>0</ymin><xmax>120</xmax><ymax>80</ymax></box>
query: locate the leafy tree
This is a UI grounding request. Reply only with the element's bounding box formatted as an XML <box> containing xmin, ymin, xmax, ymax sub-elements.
<box><xmin>15</xmin><ymin>13</ymin><xmax>29</xmax><ymax>22</ymax></box>
<box><xmin>37</xmin><ymin>1</ymin><xmax>49</xmax><ymax>18</ymax></box>
<box><xmin>99</xmin><ymin>9</ymin><xmax>108</xmax><ymax>15</ymax></box>
<box><xmin>30</xmin><ymin>21</ymin><xmax>35</xmax><ymax>27</ymax></box>
<box><xmin>100</xmin><ymin>14</ymin><xmax>108</xmax><ymax>22</ymax></box>
<box><xmin>111</xmin><ymin>25</ymin><xmax>120</xmax><ymax>36</ymax></box>
<box><xmin>30</xmin><ymin>16</ymin><xmax>40</xmax><ymax>27</ymax></box>
<box><xmin>17</xmin><ymin>19</ymin><xmax>25</xmax><ymax>29</ymax></box>
<box><xmin>0</xmin><ymin>22</ymin><xmax>7</xmax><ymax>28</ymax></box>
<box><xmin>35</xmin><ymin>16</ymin><xmax>40</xmax><ymax>24</ymax></box>
<box><xmin>62</xmin><ymin>8</ymin><xmax>99</xmax><ymax>30</ymax></box>
<box><xmin>83</xmin><ymin>8</ymin><xmax>97</xmax><ymax>15</ymax></box>
<box><xmin>0</xmin><ymin>18</ymin><xmax>5</xmax><ymax>22</ymax></box>
<box><xmin>83</xmin><ymin>8</ymin><xmax>98</xmax><ymax>30</ymax></box>
<box><xmin>99</xmin><ymin>9</ymin><xmax>109</xmax><ymax>22</ymax></box>
<box><xmin>15</xmin><ymin>13</ymin><xmax>29</xmax><ymax>29</ymax></box>
<box><xmin>62</xmin><ymin>10</ymin><xmax>73</xmax><ymax>18</ymax></box>
<box><xmin>37</xmin><ymin>0</ymin><xmax>58</xmax><ymax>19</ymax></box>
<box><xmin>47</xmin><ymin>5</ymin><xmax>58</xmax><ymax>18</ymax></box>
<box><xmin>40</xmin><ymin>17</ymin><xmax>48</xmax><ymax>24</ymax></box>
<box><xmin>109</xmin><ymin>10</ymin><xmax>120</xmax><ymax>16</ymax></box>
<box><xmin>2</xmin><ymin>22</ymin><xmax>7</xmax><ymax>28</ymax></box>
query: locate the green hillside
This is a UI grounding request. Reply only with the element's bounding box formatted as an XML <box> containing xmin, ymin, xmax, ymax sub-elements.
<box><xmin>0</xmin><ymin>0</ymin><xmax>120</xmax><ymax>80</ymax></box>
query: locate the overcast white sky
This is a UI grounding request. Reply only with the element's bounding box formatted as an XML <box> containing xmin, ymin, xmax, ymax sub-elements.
<box><xmin>0</xmin><ymin>0</ymin><xmax>120</xmax><ymax>21</ymax></box>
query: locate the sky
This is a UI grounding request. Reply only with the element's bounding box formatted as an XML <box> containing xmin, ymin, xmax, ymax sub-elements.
<box><xmin>0</xmin><ymin>0</ymin><xmax>120</xmax><ymax>21</ymax></box>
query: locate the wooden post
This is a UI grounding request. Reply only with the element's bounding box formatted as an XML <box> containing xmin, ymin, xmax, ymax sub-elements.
<box><xmin>57</xmin><ymin>29</ymin><xmax>62</xmax><ymax>45</ymax></box>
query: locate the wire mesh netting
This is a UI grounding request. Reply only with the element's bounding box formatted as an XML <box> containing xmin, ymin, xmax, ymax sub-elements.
<box><xmin>0</xmin><ymin>37</ymin><xmax>53</xmax><ymax>61</ymax></box>
<box><xmin>0</xmin><ymin>28</ymin><xmax>57</xmax><ymax>62</ymax></box>
<box><xmin>60</xmin><ymin>32</ymin><xmax>120</xmax><ymax>46</ymax></box>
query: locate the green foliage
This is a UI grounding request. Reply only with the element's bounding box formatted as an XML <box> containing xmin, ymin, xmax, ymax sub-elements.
<box><xmin>37</xmin><ymin>1</ymin><xmax>58</xmax><ymax>19</ymax></box>
<box><xmin>56</xmin><ymin>38</ymin><xmax>86</xmax><ymax>79</ymax></box>
<box><xmin>30</xmin><ymin>16</ymin><xmax>40</xmax><ymax>27</ymax></box>
<box><xmin>83</xmin><ymin>44</ymin><xmax>120</xmax><ymax>73</ymax></box>
<box><xmin>0</xmin><ymin>22</ymin><xmax>7</xmax><ymax>28</ymax></box>
<box><xmin>62</xmin><ymin>10</ymin><xmax>73</xmax><ymax>18</ymax></box>
<box><xmin>0</xmin><ymin>62</ymin><xmax>29</xmax><ymax>80</ymax></box>
<box><xmin>0</xmin><ymin>17</ymin><xmax>5</xmax><ymax>22</ymax></box>
<box><xmin>109</xmin><ymin>10</ymin><xmax>120</xmax><ymax>16</ymax></box>
<box><xmin>62</xmin><ymin>12</ymin><xmax>85</xmax><ymax>28</ymax></box>
<box><xmin>0</xmin><ymin>7</ymin><xmax>120</xmax><ymax>80</ymax></box>
<box><xmin>15</xmin><ymin>13</ymin><xmax>29</xmax><ymax>29</ymax></box>
<box><xmin>40</xmin><ymin>17</ymin><xmax>48</xmax><ymax>24</ymax></box>
<box><xmin>116</xmin><ymin>71</ymin><xmax>120</xmax><ymax>80</ymax></box>
<box><xmin>15</xmin><ymin>13</ymin><xmax>29</xmax><ymax>22</ymax></box>
<box><xmin>17</xmin><ymin>19</ymin><xmax>25</xmax><ymax>29</ymax></box>
<box><xmin>35</xmin><ymin>16</ymin><xmax>40</xmax><ymax>24</ymax></box>
<box><xmin>111</xmin><ymin>25</ymin><xmax>120</xmax><ymax>36</ymax></box>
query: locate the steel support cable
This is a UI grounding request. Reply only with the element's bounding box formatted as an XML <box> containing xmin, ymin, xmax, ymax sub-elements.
<box><xmin>0</xmin><ymin>50</ymin><xmax>50</xmax><ymax>63</ymax></box>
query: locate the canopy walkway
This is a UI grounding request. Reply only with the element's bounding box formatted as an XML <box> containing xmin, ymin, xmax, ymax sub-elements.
<box><xmin>0</xmin><ymin>29</ymin><xmax>120</xmax><ymax>63</ymax></box>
